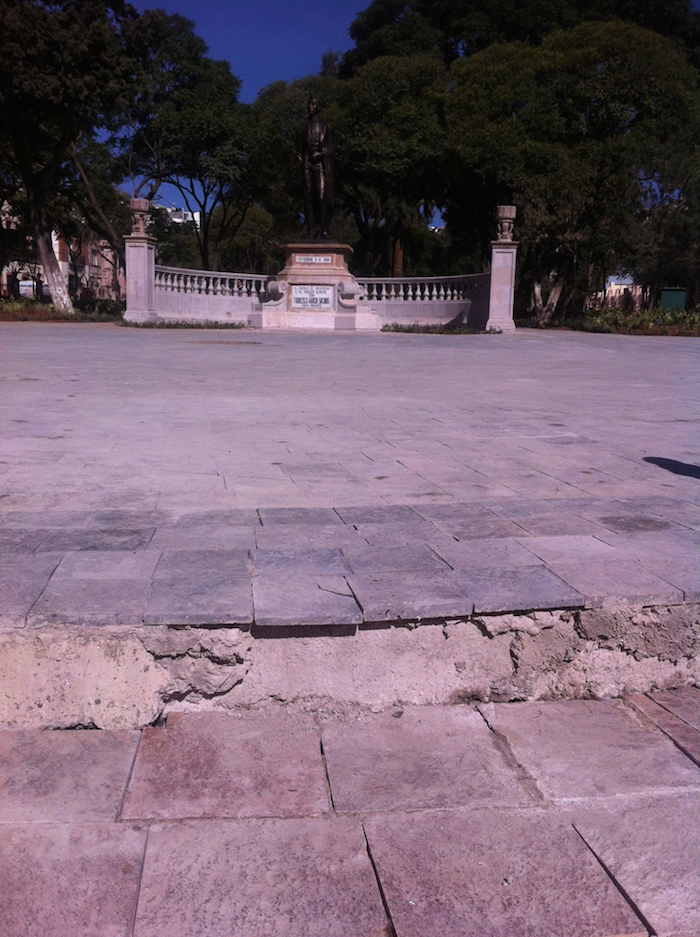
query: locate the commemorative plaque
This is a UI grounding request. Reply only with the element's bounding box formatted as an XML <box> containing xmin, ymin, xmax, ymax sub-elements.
<box><xmin>291</xmin><ymin>284</ymin><xmax>334</xmax><ymax>309</ymax></box>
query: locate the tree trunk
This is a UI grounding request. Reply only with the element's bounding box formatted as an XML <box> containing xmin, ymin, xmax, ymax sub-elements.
<box><xmin>392</xmin><ymin>237</ymin><xmax>403</xmax><ymax>278</ymax></box>
<box><xmin>533</xmin><ymin>272</ymin><xmax>566</xmax><ymax>328</ymax></box>
<box><xmin>32</xmin><ymin>204</ymin><xmax>74</xmax><ymax>314</ymax></box>
<box><xmin>70</xmin><ymin>146</ymin><xmax>126</xmax><ymax>270</ymax></box>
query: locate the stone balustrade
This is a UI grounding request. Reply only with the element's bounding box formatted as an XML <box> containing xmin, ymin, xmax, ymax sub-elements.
<box><xmin>155</xmin><ymin>266</ymin><xmax>268</xmax><ymax>300</ymax></box>
<box><xmin>357</xmin><ymin>275</ymin><xmax>481</xmax><ymax>303</ymax></box>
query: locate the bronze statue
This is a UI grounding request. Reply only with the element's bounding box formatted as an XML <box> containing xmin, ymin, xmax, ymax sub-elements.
<box><xmin>298</xmin><ymin>96</ymin><xmax>335</xmax><ymax>240</ymax></box>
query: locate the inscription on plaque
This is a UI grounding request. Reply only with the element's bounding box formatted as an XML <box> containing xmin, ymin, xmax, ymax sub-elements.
<box><xmin>295</xmin><ymin>255</ymin><xmax>332</xmax><ymax>264</ymax></box>
<box><xmin>291</xmin><ymin>285</ymin><xmax>334</xmax><ymax>309</ymax></box>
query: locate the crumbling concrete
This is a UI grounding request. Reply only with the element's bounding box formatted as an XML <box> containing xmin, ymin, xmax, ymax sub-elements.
<box><xmin>0</xmin><ymin>603</ymin><xmax>697</xmax><ymax>729</ymax></box>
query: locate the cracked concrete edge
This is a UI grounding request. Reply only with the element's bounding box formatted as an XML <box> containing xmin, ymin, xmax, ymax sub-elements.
<box><xmin>0</xmin><ymin>603</ymin><xmax>697</xmax><ymax>729</ymax></box>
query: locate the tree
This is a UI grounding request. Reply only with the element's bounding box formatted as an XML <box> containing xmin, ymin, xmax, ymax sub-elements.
<box><xmin>341</xmin><ymin>0</ymin><xmax>700</xmax><ymax>73</ymax></box>
<box><xmin>446</xmin><ymin>20</ymin><xmax>700</xmax><ymax>324</ymax></box>
<box><xmin>0</xmin><ymin>1</ymin><xmax>137</xmax><ymax>312</ymax></box>
<box><xmin>334</xmin><ymin>54</ymin><xmax>447</xmax><ymax>274</ymax></box>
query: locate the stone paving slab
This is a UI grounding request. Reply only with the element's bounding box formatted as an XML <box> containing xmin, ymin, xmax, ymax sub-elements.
<box><xmin>144</xmin><ymin>550</ymin><xmax>253</xmax><ymax>625</ymax></box>
<box><xmin>133</xmin><ymin>817</ymin><xmax>389</xmax><ymax>937</ymax></box>
<box><xmin>455</xmin><ymin>564</ymin><xmax>584</xmax><ymax>613</ymax></box>
<box><xmin>573</xmin><ymin>792</ymin><xmax>700</xmax><ymax>937</ymax></box>
<box><xmin>0</xmin><ymin>728</ymin><xmax>139</xmax><ymax>822</ymax></box>
<box><xmin>121</xmin><ymin>711</ymin><xmax>329</xmax><ymax>820</ymax></box>
<box><xmin>364</xmin><ymin>809</ymin><xmax>646</xmax><ymax>937</ymax></box>
<box><xmin>28</xmin><ymin>577</ymin><xmax>153</xmax><ymax>627</ymax></box>
<box><xmin>478</xmin><ymin>699</ymin><xmax>700</xmax><ymax>800</ymax></box>
<box><xmin>253</xmin><ymin>572</ymin><xmax>362</xmax><ymax>626</ymax></box>
<box><xmin>650</xmin><ymin>686</ymin><xmax>700</xmax><ymax>730</ymax></box>
<box><xmin>347</xmin><ymin>570</ymin><xmax>474</xmax><ymax>621</ymax></box>
<box><xmin>0</xmin><ymin>327</ymin><xmax>698</xmax><ymax>626</ymax></box>
<box><xmin>629</xmin><ymin>693</ymin><xmax>700</xmax><ymax>766</ymax></box>
<box><xmin>0</xmin><ymin>823</ymin><xmax>147</xmax><ymax>937</ymax></box>
<box><xmin>321</xmin><ymin>705</ymin><xmax>536</xmax><ymax>812</ymax></box>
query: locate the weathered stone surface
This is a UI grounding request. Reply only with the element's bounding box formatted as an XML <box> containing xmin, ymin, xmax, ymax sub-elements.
<box><xmin>122</xmin><ymin>710</ymin><xmax>329</xmax><ymax>819</ymax></box>
<box><xmin>651</xmin><ymin>685</ymin><xmax>700</xmax><ymax>730</ymax></box>
<box><xmin>145</xmin><ymin>550</ymin><xmax>252</xmax><ymax>625</ymax></box>
<box><xmin>573</xmin><ymin>792</ymin><xmax>700</xmax><ymax>937</ymax></box>
<box><xmin>629</xmin><ymin>694</ymin><xmax>700</xmax><ymax>766</ymax></box>
<box><xmin>0</xmin><ymin>578</ymin><xmax>52</xmax><ymax>627</ymax></box>
<box><xmin>37</xmin><ymin>528</ymin><xmax>155</xmax><ymax>552</ymax></box>
<box><xmin>258</xmin><ymin>506</ymin><xmax>344</xmax><ymax>525</ymax></box>
<box><xmin>253</xmin><ymin>573</ymin><xmax>362</xmax><ymax>626</ymax></box>
<box><xmin>577</xmin><ymin>603</ymin><xmax>700</xmax><ymax>661</ymax></box>
<box><xmin>254</xmin><ymin>522</ymin><xmax>365</xmax><ymax>550</ymax></box>
<box><xmin>149</xmin><ymin>525</ymin><xmax>256</xmax><ymax>550</ymax></box>
<box><xmin>224</xmin><ymin>620</ymin><xmax>514</xmax><ymax>708</ymax></box>
<box><xmin>0</xmin><ymin>822</ymin><xmax>146</xmax><ymax>937</ymax></box>
<box><xmin>432</xmin><ymin>537</ymin><xmax>541</xmax><ymax>569</ymax></box>
<box><xmin>0</xmin><ymin>728</ymin><xmax>139</xmax><ymax>821</ymax></box>
<box><xmin>478</xmin><ymin>699</ymin><xmax>700</xmax><ymax>799</ymax></box>
<box><xmin>0</xmin><ymin>630</ymin><xmax>169</xmax><ymax>729</ymax></box>
<box><xmin>549</xmin><ymin>559</ymin><xmax>684</xmax><ymax>607</ymax></box>
<box><xmin>456</xmin><ymin>565</ymin><xmax>583</xmax><ymax>614</ymax></box>
<box><xmin>50</xmin><ymin>549</ymin><xmax>161</xmax><ymax>580</ymax></box>
<box><xmin>364</xmin><ymin>809</ymin><xmax>646</xmax><ymax>937</ymax></box>
<box><xmin>322</xmin><ymin>705</ymin><xmax>535</xmax><ymax>812</ymax></box>
<box><xmin>253</xmin><ymin>547</ymin><xmax>350</xmax><ymax>574</ymax></box>
<box><xmin>28</xmin><ymin>577</ymin><xmax>152</xmax><ymax>627</ymax></box>
<box><xmin>347</xmin><ymin>571</ymin><xmax>473</xmax><ymax>621</ymax></box>
<box><xmin>341</xmin><ymin>543</ymin><xmax>447</xmax><ymax>573</ymax></box>
<box><xmin>133</xmin><ymin>817</ymin><xmax>388</xmax><ymax>937</ymax></box>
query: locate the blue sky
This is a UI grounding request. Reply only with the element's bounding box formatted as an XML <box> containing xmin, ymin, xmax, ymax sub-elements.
<box><xmin>131</xmin><ymin>0</ymin><xmax>362</xmax><ymax>103</ymax></box>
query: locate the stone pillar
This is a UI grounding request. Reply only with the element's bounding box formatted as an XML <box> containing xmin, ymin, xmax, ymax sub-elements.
<box><xmin>123</xmin><ymin>198</ymin><xmax>157</xmax><ymax>324</ymax></box>
<box><xmin>486</xmin><ymin>205</ymin><xmax>518</xmax><ymax>333</ymax></box>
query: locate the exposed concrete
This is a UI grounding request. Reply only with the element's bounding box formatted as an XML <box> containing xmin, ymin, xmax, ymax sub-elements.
<box><xmin>1</xmin><ymin>603</ymin><xmax>697</xmax><ymax>729</ymax></box>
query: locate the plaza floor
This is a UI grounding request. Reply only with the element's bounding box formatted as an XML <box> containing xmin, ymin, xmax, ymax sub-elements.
<box><xmin>1</xmin><ymin>691</ymin><xmax>699</xmax><ymax>936</ymax></box>
<box><xmin>1</xmin><ymin>324</ymin><xmax>699</xmax><ymax>933</ymax></box>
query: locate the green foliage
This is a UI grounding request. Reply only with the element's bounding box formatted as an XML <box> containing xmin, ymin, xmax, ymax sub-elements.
<box><xmin>0</xmin><ymin>296</ymin><xmax>124</xmax><ymax>322</ymax></box>
<box><xmin>567</xmin><ymin>305</ymin><xmax>700</xmax><ymax>334</ymax></box>
<box><xmin>381</xmin><ymin>322</ymin><xmax>491</xmax><ymax>333</ymax></box>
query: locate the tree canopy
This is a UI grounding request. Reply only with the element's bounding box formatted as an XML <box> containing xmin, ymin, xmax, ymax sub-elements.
<box><xmin>2</xmin><ymin>0</ymin><xmax>700</xmax><ymax>317</ymax></box>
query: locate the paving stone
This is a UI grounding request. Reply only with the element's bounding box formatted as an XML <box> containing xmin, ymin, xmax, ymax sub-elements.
<box><xmin>436</xmin><ymin>516</ymin><xmax>526</xmax><ymax>541</ymax></box>
<box><xmin>0</xmin><ymin>823</ymin><xmax>147</xmax><ymax>937</ymax></box>
<box><xmin>36</xmin><ymin>528</ymin><xmax>155</xmax><ymax>552</ymax></box>
<box><xmin>479</xmin><ymin>699</ymin><xmax>700</xmax><ymax>800</ymax></box>
<box><xmin>322</xmin><ymin>706</ymin><xmax>535</xmax><ymax>812</ymax></box>
<box><xmin>0</xmin><ymin>728</ymin><xmax>140</xmax><ymax>821</ymax></box>
<box><xmin>650</xmin><ymin>686</ymin><xmax>700</xmax><ymax>730</ymax></box>
<box><xmin>50</xmin><ymin>549</ymin><xmax>161</xmax><ymax>580</ymax></box>
<box><xmin>334</xmin><ymin>504</ymin><xmax>422</xmax><ymax>525</ymax></box>
<box><xmin>253</xmin><ymin>547</ymin><xmax>350</xmax><ymax>574</ymax></box>
<box><xmin>89</xmin><ymin>509</ymin><xmax>175</xmax><ymax>529</ymax></box>
<box><xmin>253</xmin><ymin>572</ymin><xmax>361</xmax><ymax>626</ymax></box>
<box><xmin>595</xmin><ymin>513</ymin><xmax>678</xmax><ymax>533</ymax></box>
<box><xmin>455</xmin><ymin>565</ymin><xmax>583</xmax><ymax>613</ymax></box>
<box><xmin>431</xmin><ymin>537</ymin><xmax>542</xmax><ymax>569</ymax></box>
<box><xmin>28</xmin><ymin>577</ymin><xmax>152</xmax><ymax>627</ymax></box>
<box><xmin>511</xmin><ymin>513</ymin><xmax>609</xmax><ymax>536</ymax></box>
<box><xmin>514</xmin><ymin>534</ymin><xmax>622</xmax><ymax>564</ymax></box>
<box><xmin>341</xmin><ymin>543</ymin><xmax>447</xmax><ymax>573</ymax></box>
<box><xmin>0</xmin><ymin>578</ymin><xmax>51</xmax><ymax>625</ymax></box>
<box><xmin>547</xmin><ymin>558</ymin><xmax>685</xmax><ymax>607</ymax></box>
<box><xmin>258</xmin><ymin>506</ymin><xmax>343</xmax><ymax>525</ymax></box>
<box><xmin>133</xmin><ymin>817</ymin><xmax>388</xmax><ymax>937</ymax></box>
<box><xmin>122</xmin><ymin>711</ymin><xmax>329</xmax><ymax>819</ymax></box>
<box><xmin>482</xmin><ymin>498</ymin><xmax>566</xmax><ymax>518</ymax></box>
<box><xmin>0</xmin><ymin>510</ymin><xmax>91</xmax><ymax>529</ymax></box>
<box><xmin>145</xmin><ymin>550</ymin><xmax>253</xmax><ymax>625</ymax></box>
<box><xmin>149</xmin><ymin>524</ymin><xmax>256</xmax><ymax>551</ymax></box>
<box><xmin>573</xmin><ymin>792</ymin><xmax>700</xmax><ymax>937</ymax></box>
<box><xmin>176</xmin><ymin>509</ymin><xmax>261</xmax><ymax>527</ymax></box>
<box><xmin>364</xmin><ymin>809</ymin><xmax>646</xmax><ymax>937</ymax></box>
<box><xmin>348</xmin><ymin>570</ymin><xmax>473</xmax><ymax>621</ymax></box>
<box><xmin>254</xmin><ymin>522</ymin><xmax>366</xmax><ymax>550</ymax></box>
<box><xmin>628</xmin><ymin>694</ymin><xmax>700</xmax><ymax>767</ymax></box>
<box><xmin>413</xmin><ymin>502</ymin><xmax>499</xmax><ymax>522</ymax></box>
<box><xmin>0</xmin><ymin>529</ymin><xmax>49</xmax><ymax>551</ymax></box>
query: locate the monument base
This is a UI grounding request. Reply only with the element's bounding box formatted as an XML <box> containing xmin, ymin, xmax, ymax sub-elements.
<box><xmin>261</xmin><ymin>242</ymin><xmax>361</xmax><ymax>330</ymax></box>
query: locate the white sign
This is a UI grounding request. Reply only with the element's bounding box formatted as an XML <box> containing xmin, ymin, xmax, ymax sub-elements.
<box><xmin>295</xmin><ymin>255</ymin><xmax>332</xmax><ymax>264</ymax></box>
<box><xmin>292</xmin><ymin>285</ymin><xmax>334</xmax><ymax>309</ymax></box>
<box><xmin>19</xmin><ymin>281</ymin><xmax>34</xmax><ymax>297</ymax></box>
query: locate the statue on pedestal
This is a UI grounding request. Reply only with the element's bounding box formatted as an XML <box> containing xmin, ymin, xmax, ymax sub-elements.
<box><xmin>298</xmin><ymin>96</ymin><xmax>335</xmax><ymax>240</ymax></box>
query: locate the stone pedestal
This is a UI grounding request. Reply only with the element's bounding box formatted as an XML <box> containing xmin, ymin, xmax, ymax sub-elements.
<box><xmin>262</xmin><ymin>243</ymin><xmax>360</xmax><ymax>330</ymax></box>
<box><xmin>486</xmin><ymin>206</ymin><xmax>518</xmax><ymax>333</ymax></box>
<box><xmin>124</xmin><ymin>199</ymin><xmax>157</xmax><ymax>324</ymax></box>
